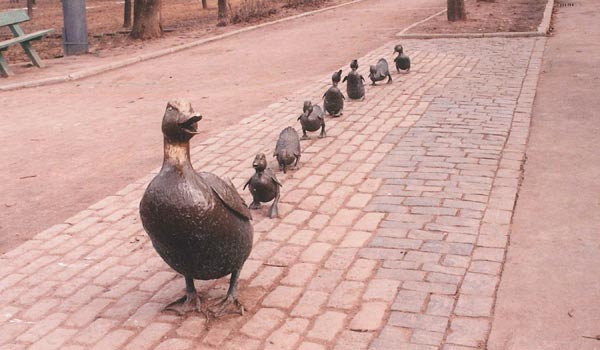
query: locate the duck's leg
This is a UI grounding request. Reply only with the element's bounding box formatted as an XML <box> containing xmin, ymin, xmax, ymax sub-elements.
<box><xmin>301</xmin><ymin>128</ymin><xmax>310</xmax><ymax>140</ymax></box>
<box><xmin>268</xmin><ymin>192</ymin><xmax>280</xmax><ymax>218</ymax></box>
<box><xmin>164</xmin><ymin>275</ymin><xmax>201</xmax><ymax>315</ymax></box>
<box><xmin>210</xmin><ymin>269</ymin><xmax>244</xmax><ymax>317</ymax></box>
<box><xmin>248</xmin><ymin>196</ymin><xmax>261</xmax><ymax>209</ymax></box>
<box><xmin>293</xmin><ymin>155</ymin><xmax>300</xmax><ymax>169</ymax></box>
<box><xmin>319</xmin><ymin>122</ymin><xmax>326</xmax><ymax>138</ymax></box>
<box><xmin>387</xmin><ymin>74</ymin><xmax>393</xmax><ymax>84</ymax></box>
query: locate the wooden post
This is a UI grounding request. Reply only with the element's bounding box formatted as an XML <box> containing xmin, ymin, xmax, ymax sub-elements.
<box><xmin>62</xmin><ymin>0</ymin><xmax>89</xmax><ymax>55</ymax></box>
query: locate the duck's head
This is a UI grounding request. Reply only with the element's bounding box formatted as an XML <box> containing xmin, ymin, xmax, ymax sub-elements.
<box><xmin>302</xmin><ymin>101</ymin><xmax>313</xmax><ymax>114</ymax></box>
<box><xmin>252</xmin><ymin>153</ymin><xmax>267</xmax><ymax>172</ymax></box>
<box><xmin>161</xmin><ymin>98</ymin><xmax>203</xmax><ymax>142</ymax></box>
<box><xmin>394</xmin><ymin>44</ymin><xmax>403</xmax><ymax>55</ymax></box>
<box><xmin>350</xmin><ymin>59</ymin><xmax>359</xmax><ymax>70</ymax></box>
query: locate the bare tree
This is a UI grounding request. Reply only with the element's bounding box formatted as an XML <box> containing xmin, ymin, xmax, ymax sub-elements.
<box><xmin>447</xmin><ymin>0</ymin><xmax>466</xmax><ymax>21</ymax></box>
<box><xmin>217</xmin><ymin>0</ymin><xmax>228</xmax><ymax>26</ymax></box>
<box><xmin>131</xmin><ymin>0</ymin><xmax>163</xmax><ymax>39</ymax></box>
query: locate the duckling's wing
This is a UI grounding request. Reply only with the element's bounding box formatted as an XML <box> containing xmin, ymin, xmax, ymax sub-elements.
<box><xmin>265</xmin><ymin>169</ymin><xmax>283</xmax><ymax>187</ymax></box>
<box><xmin>198</xmin><ymin>172</ymin><xmax>253</xmax><ymax>220</ymax></box>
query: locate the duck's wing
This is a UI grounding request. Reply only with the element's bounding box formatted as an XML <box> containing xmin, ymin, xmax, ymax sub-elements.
<box><xmin>265</xmin><ymin>169</ymin><xmax>283</xmax><ymax>187</ymax></box>
<box><xmin>198</xmin><ymin>172</ymin><xmax>253</xmax><ymax>221</ymax></box>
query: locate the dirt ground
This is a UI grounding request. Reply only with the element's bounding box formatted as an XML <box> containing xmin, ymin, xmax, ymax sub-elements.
<box><xmin>1</xmin><ymin>0</ymin><xmax>547</xmax><ymax>65</ymax></box>
<box><xmin>0</xmin><ymin>0</ymin><xmax>336</xmax><ymax>62</ymax></box>
<box><xmin>408</xmin><ymin>0</ymin><xmax>547</xmax><ymax>33</ymax></box>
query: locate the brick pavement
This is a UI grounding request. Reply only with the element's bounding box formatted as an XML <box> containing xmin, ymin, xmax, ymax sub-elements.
<box><xmin>0</xmin><ymin>36</ymin><xmax>545</xmax><ymax>350</ymax></box>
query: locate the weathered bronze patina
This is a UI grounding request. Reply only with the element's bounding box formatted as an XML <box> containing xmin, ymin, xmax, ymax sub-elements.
<box><xmin>369</xmin><ymin>58</ymin><xmax>392</xmax><ymax>85</ymax></box>
<box><xmin>332</xmin><ymin>69</ymin><xmax>342</xmax><ymax>86</ymax></box>
<box><xmin>139</xmin><ymin>99</ymin><xmax>253</xmax><ymax>317</ymax></box>
<box><xmin>323</xmin><ymin>84</ymin><xmax>345</xmax><ymax>117</ymax></box>
<box><xmin>342</xmin><ymin>59</ymin><xmax>366</xmax><ymax>100</ymax></box>
<box><xmin>274</xmin><ymin>126</ymin><xmax>301</xmax><ymax>173</ymax></box>
<box><xmin>394</xmin><ymin>44</ymin><xmax>411</xmax><ymax>73</ymax></box>
<box><xmin>298</xmin><ymin>101</ymin><xmax>326</xmax><ymax>139</ymax></box>
<box><xmin>244</xmin><ymin>153</ymin><xmax>282</xmax><ymax>218</ymax></box>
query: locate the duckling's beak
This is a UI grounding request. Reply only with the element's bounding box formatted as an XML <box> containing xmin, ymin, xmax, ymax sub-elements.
<box><xmin>179</xmin><ymin>114</ymin><xmax>202</xmax><ymax>134</ymax></box>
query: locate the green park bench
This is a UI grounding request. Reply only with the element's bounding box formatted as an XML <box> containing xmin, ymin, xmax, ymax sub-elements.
<box><xmin>0</xmin><ymin>9</ymin><xmax>54</xmax><ymax>77</ymax></box>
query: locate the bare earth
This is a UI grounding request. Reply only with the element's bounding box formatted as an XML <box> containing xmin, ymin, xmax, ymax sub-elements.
<box><xmin>0</xmin><ymin>0</ymin><xmax>340</xmax><ymax>62</ymax></box>
<box><xmin>409</xmin><ymin>0</ymin><xmax>547</xmax><ymax>33</ymax></box>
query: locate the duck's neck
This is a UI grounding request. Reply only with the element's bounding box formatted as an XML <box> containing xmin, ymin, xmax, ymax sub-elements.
<box><xmin>162</xmin><ymin>138</ymin><xmax>193</xmax><ymax>169</ymax></box>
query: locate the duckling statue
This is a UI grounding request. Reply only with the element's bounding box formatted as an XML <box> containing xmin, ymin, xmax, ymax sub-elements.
<box><xmin>393</xmin><ymin>44</ymin><xmax>411</xmax><ymax>73</ymax></box>
<box><xmin>274</xmin><ymin>126</ymin><xmax>301</xmax><ymax>173</ymax></box>
<box><xmin>342</xmin><ymin>59</ymin><xmax>365</xmax><ymax>100</ymax></box>
<box><xmin>244</xmin><ymin>153</ymin><xmax>282</xmax><ymax>218</ymax></box>
<box><xmin>323</xmin><ymin>84</ymin><xmax>345</xmax><ymax>117</ymax></box>
<box><xmin>139</xmin><ymin>99</ymin><xmax>253</xmax><ymax>317</ymax></box>
<box><xmin>332</xmin><ymin>69</ymin><xmax>342</xmax><ymax>86</ymax></box>
<box><xmin>369</xmin><ymin>58</ymin><xmax>392</xmax><ymax>85</ymax></box>
<box><xmin>297</xmin><ymin>101</ymin><xmax>326</xmax><ymax>139</ymax></box>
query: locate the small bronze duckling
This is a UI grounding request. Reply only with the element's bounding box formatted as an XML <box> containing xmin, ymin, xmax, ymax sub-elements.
<box><xmin>369</xmin><ymin>58</ymin><xmax>392</xmax><ymax>85</ymax></box>
<box><xmin>274</xmin><ymin>126</ymin><xmax>301</xmax><ymax>173</ymax></box>
<box><xmin>297</xmin><ymin>101</ymin><xmax>326</xmax><ymax>139</ymax></box>
<box><xmin>139</xmin><ymin>99</ymin><xmax>253</xmax><ymax>318</ymax></box>
<box><xmin>394</xmin><ymin>44</ymin><xmax>411</xmax><ymax>73</ymax></box>
<box><xmin>323</xmin><ymin>84</ymin><xmax>345</xmax><ymax>117</ymax></box>
<box><xmin>244</xmin><ymin>153</ymin><xmax>282</xmax><ymax>218</ymax></box>
<box><xmin>342</xmin><ymin>59</ymin><xmax>365</xmax><ymax>100</ymax></box>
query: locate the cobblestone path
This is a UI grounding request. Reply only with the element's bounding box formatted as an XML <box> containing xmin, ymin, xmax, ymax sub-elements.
<box><xmin>0</xmin><ymin>37</ymin><xmax>545</xmax><ymax>350</ymax></box>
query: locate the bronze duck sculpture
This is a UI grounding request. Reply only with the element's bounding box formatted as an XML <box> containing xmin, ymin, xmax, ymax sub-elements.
<box><xmin>342</xmin><ymin>59</ymin><xmax>365</xmax><ymax>100</ymax></box>
<box><xmin>394</xmin><ymin>44</ymin><xmax>411</xmax><ymax>73</ymax></box>
<box><xmin>139</xmin><ymin>99</ymin><xmax>253</xmax><ymax>317</ymax></box>
<box><xmin>244</xmin><ymin>153</ymin><xmax>282</xmax><ymax>218</ymax></box>
<box><xmin>369</xmin><ymin>58</ymin><xmax>392</xmax><ymax>85</ymax></box>
<box><xmin>274</xmin><ymin>126</ymin><xmax>301</xmax><ymax>173</ymax></box>
<box><xmin>297</xmin><ymin>101</ymin><xmax>326</xmax><ymax>140</ymax></box>
<box><xmin>324</xmin><ymin>69</ymin><xmax>345</xmax><ymax>117</ymax></box>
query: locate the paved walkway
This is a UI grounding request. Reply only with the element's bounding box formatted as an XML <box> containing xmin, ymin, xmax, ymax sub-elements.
<box><xmin>0</xmin><ymin>36</ymin><xmax>544</xmax><ymax>349</ymax></box>
<box><xmin>489</xmin><ymin>0</ymin><xmax>600</xmax><ymax>348</ymax></box>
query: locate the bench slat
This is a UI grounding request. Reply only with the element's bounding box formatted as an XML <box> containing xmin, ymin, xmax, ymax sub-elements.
<box><xmin>0</xmin><ymin>10</ymin><xmax>29</xmax><ymax>27</ymax></box>
<box><xmin>0</xmin><ymin>29</ymin><xmax>54</xmax><ymax>51</ymax></box>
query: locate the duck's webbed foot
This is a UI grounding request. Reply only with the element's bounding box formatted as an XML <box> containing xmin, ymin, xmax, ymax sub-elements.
<box><xmin>268</xmin><ymin>193</ymin><xmax>280</xmax><ymax>218</ymax></box>
<box><xmin>209</xmin><ymin>293</ymin><xmax>245</xmax><ymax>318</ymax></box>
<box><xmin>208</xmin><ymin>269</ymin><xmax>245</xmax><ymax>318</ymax></box>
<box><xmin>164</xmin><ymin>276</ymin><xmax>201</xmax><ymax>315</ymax></box>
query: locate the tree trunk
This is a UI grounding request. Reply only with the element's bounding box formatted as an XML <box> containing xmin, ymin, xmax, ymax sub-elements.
<box><xmin>217</xmin><ymin>0</ymin><xmax>228</xmax><ymax>26</ymax></box>
<box><xmin>447</xmin><ymin>0</ymin><xmax>466</xmax><ymax>21</ymax></box>
<box><xmin>124</xmin><ymin>0</ymin><xmax>132</xmax><ymax>27</ymax></box>
<box><xmin>201</xmin><ymin>0</ymin><xmax>207</xmax><ymax>9</ymax></box>
<box><xmin>131</xmin><ymin>0</ymin><xmax>163</xmax><ymax>39</ymax></box>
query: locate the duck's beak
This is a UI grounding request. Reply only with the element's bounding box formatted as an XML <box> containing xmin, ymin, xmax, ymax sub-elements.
<box><xmin>179</xmin><ymin>114</ymin><xmax>203</xmax><ymax>134</ymax></box>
